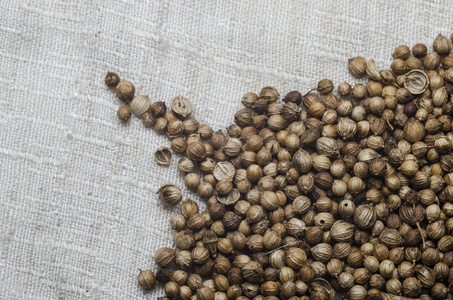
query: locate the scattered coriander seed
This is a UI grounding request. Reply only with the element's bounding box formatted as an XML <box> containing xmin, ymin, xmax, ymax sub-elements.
<box><xmin>170</xmin><ymin>95</ymin><xmax>193</xmax><ymax>118</ymax></box>
<box><xmin>404</xmin><ymin>70</ymin><xmax>428</xmax><ymax>94</ymax></box>
<box><xmin>154</xmin><ymin>147</ymin><xmax>172</xmax><ymax>166</ymax></box>
<box><xmin>348</xmin><ymin>57</ymin><xmax>367</xmax><ymax>78</ymax></box>
<box><xmin>184</xmin><ymin>173</ymin><xmax>200</xmax><ymax>192</ymax></box>
<box><xmin>137</xmin><ymin>269</ymin><xmax>156</xmax><ymax>290</ymax></box>
<box><xmin>317</xmin><ymin>78</ymin><xmax>334</xmax><ymax>94</ymax></box>
<box><xmin>164</xmin><ymin>281</ymin><xmax>180</xmax><ymax>298</ymax></box>
<box><xmin>177</xmin><ymin>157</ymin><xmax>194</xmax><ymax>173</ymax></box>
<box><xmin>142</xmin><ymin>111</ymin><xmax>155</xmax><ymax>127</ymax></box>
<box><xmin>154</xmin><ymin>117</ymin><xmax>168</xmax><ymax>134</ymax></box>
<box><xmin>241</xmin><ymin>92</ymin><xmax>259</xmax><ymax>108</ymax></box>
<box><xmin>424</xmin><ymin>52</ymin><xmax>441</xmax><ymax>70</ymax></box>
<box><xmin>197</xmin><ymin>286</ymin><xmax>215</xmax><ymax>300</ymax></box>
<box><xmin>412</xmin><ymin>43</ymin><xmax>428</xmax><ymax>58</ymax></box>
<box><xmin>186</xmin><ymin>141</ymin><xmax>206</xmax><ymax>161</ymax></box>
<box><xmin>154</xmin><ymin>247</ymin><xmax>176</xmax><ymax>267</ymax></box>
<box><xmin>171</xmin><ymin>137</ymin><xmax>187</xmax><ymax>153</ymax></box>
<box><xmin>338</xmin><ymin>82</ymin><xmax>352</xmax><ymax>96</ymax></box>
<box><xmin>117</xmin><ymin>106</ymin><xmax>131</xmax><ymax>122</ymax></box>
<box><xmin>182</xmin><ymin>117</ymin><xmax>199</xmax><ymax>135</ymax></box>
<box><xmin>393</xmin><ymin>45</ymin><xmax>411</xmax><ymax>60</ymax></box>
<box><xmin>116</xmin><ymin>80</ymin><xmax>135</xmax><ymax>103</ymax></box>
<box><xmin>130</xmin><ymin>95</ymin><xmax>151</xmax><ymax>116</ymax></box>
<box><xmin>433</xmin><ymin>33</ymin><xmax>452</xmax><ymax>55</ymax></box>
<box><xmin>105</xmin><ymin>72</ymin><xmax>120</xmax><ymax>87</ymax></box>
<box><xmin>127</xmin><ymin>32</ymin><xmax>453</xmax><ymax>299</ymax></box>
<box><xmin>170</xmin><ymin>214</ymin><xmax>186</xmax><ymax>232</ymax></box>
<box><xmin>259</xmin><ymin>86</ymin><xmax>279</xmax><ymax>103</ymax></box>
<box><xmin>198</xmin><ymin>124</ymin><xmax>213</xmax><ymax>139</ymax></box>
<box><xmin>158</xmin><ymin>184</ymin><xmax>182</xmax><ymax>205</ymax></box>
<box><xmin>150</xmin><ymin>101</ymin><xmax>167</xmax><ymax>118</ymax></box>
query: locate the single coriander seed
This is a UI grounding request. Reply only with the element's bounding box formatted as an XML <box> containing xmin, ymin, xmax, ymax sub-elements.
<box><xmin>117</xmin><ymin>106</ymin><xmax>131</xmax><ymax>122</ymax></box>
<box><xmin>158</xmin><ymin>184</ymin><xmax>182</xmax><ymax>205</ymax></box>
<box><xmin>105</xmin><ymin>72</ymin><xmax>120</xmax><ymax>87</ymax></box>
<box><xmin>412</xmin><ymin>43</ymin><xmax>427</xmax><ymax>58</ymax></box>
<box><xmin>171</xmin><ymin>95</ymin><xmax>193</xmax><ymax>118</ymax></box>
<box><xmin>130</xmin><ymin>95</ymin><xmax>151</xmax><ymax>117</ymax></box>
<box><xmin>348</xmin><ymin>57</ymin><xmax>367</xmax><ymax>78</ymax></box>
<box><xmin>317</xmin><ymin>78</ymin><xmax>334</xmax><ymax>94</ymax></box>
<box><xmin>116</xmin><ymin>80</ymin><xmax>135</xmax><ymax>103</ymax></box>
<box><xmin>154</xmin><ymin>147</ymin><xmax>172</xmax><ymax>166</ymax></box>
<box><xmin>137</xmin><ymin>269</ymin><xmax>156</xmax><ymax>290</ymax></box>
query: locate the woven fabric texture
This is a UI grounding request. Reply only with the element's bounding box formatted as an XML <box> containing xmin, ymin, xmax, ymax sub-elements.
<box><xmin>0</xmin><ymin>0</ymin><xmax>452</xmax><ymax>298</ymax></box>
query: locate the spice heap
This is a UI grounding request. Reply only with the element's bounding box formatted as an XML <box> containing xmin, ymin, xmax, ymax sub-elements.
<box><xmin>106</xmin><ymin>33</ymin><xmax>453</xmax><ymax>300</ymax></box>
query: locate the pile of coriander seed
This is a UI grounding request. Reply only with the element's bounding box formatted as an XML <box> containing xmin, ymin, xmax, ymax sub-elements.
<box><xmin>106</xmin><ymin>33</ymin><xmax>453</xmax><ymax>300</ymax></box>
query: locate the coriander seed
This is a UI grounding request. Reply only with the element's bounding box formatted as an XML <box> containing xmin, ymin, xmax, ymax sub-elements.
<box><xmin>433</xmin><ymin>33</ymin><xmax>452</xmax><ymax>55</ymax></box>
<box><xmin>154</xmin><ymin>147</ymin><xmax>172</xmax><ymax>166</ymax></box>
<box><xmin>154</xmin><ymin>247</ymin><xmax>176</xmax><ymax>267</ymax></box>
<box><xmin>117</xmin><ymin>106</ymin><xmax>131</xmax><ymax>122</ymax></box>
<box><xmin>348</xmin><ymin>57</ymin><xmax>367</xmax><ymax>78</ymax></box>
<box><xmin>177</xmin><ymin>157</ymin><xmax>194</xmax><ymax>173</ymax></box>
<box><xmin>412</xmin><ymin>43</ymin><xmax>427</xmax><ymax>58</ymax></box>
<box><xmin>170</xmin><ymin>95</ymin><xmax>193</xmax><ymax>118</ymax></box>
<box><xmin>130</xmin><ymin>95</ymin><xmax>151</xmax><ymax>116</ymax></box>
<box><xmin>393</xmin><ymin>44</ymin><xmax>411</xmax><ymax>59</ymax></box>
<box><xmin>137</xmin><ymin>269</ymin><xmax>156</xmax><ymax>290</ymax></box>
<box><xmin>184</xmin><ymin>173</ymin><xmax>200</xmax><ymax>192</ymax></box>
<box><xmin>105</xmin><ymin>72</ymin><xmax>120</xmax><ymax>87</ymax></box>
<box><xmin>116</xmin><ymin>80</ymin><xmax>135</xmax><ymax>103</ymax></box>
<box><xmin>317</xmin><ymin>78</ymin><xmax>334</xmax><ymax>94</ymax></box>
<box><xmin>186</xmin><ymin>141</ymin><xmax>206</xmax><ymax>161</ymax></box>
<box><xmin>158</xmin><ymin>184</ymin><xmax>182</xmax><ymax>205</ymax></box>
<box><xmin>142</xmin><ymin>111</ymin><xmax>155</xmax><ymax>127</ymax></box>
<box><xmin>259</xmin><ymin>86</ymin><xmax>279</xmax><ymax>103</ymax></box>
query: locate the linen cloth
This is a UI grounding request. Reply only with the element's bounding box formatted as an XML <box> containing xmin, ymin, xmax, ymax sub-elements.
<box><xmin>0</xmin><ymin>0</ymin><xmax>452</xmax><ymax>298</ymax></box>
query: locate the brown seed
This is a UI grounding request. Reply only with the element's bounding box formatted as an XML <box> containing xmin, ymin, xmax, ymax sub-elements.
<box><xmin>150</xmin><ymin>101</ymin><xmax>167</xmax><ymax>118</ymax></box>
<box><xmin>116</xmin><ymin>80</ymin><xmax>135</xmax><ymax>102</ymax></box>
<box><xmin>338</xmin><ymin>82</ymin><xmax>352</xmax><ymax>96</ymax></box>
<box><xmin>170</xmin><ymin>95</ymin><xmax>193</xmax><ymax>118</ymax></box>
<box><xmin>130</xmin><ymin>95</ymin><xmax>151</xmax><ymax>116</ymax></box>
<box><xmin>317</xmin><ymin>78</ymin><xmax>334</xmax><ymax>94</ymax></box>
<box><xmin>137</xmin><ymin>269</ymin><xmax>156</xmax><ymax>290</ymax></box>
<box><xmin>379</xmin><ymin>228</ymin><xmax>404</xmax><ymax>249</ymax></box>
<box><xmin>142</xmin><ymin>111</ymin><xmax>155</xmax><ymax>127</ymax></box>
<box><xmin>354</xmin><ymin>204</ymin><xmax>376</xmax><ymax>229</ymax></box>
<box><xmin>413</xmin><ymin>43</ymin><xmax>427</xmax><ymax>58</ymax></box>
<box><xmin>117</xmin><ymin>106</ymin><xmax>132</xmax><ymax>122</ymax></box>
<box><xmin>105</xmin><ymin>72</ymin><xmax>120</xmax><ymax>87</ymax></box>
<box><xmin>424</xmin><ymin>52</ymin><xmax>441</xmax><ymax>70</ymax></box>
<box><xmin>241</xmin><ymin>92</ymin><xmax>258</xmax><ymax>108</ymax></box>
<box><xmin>155</xmin><ymin>147</ymin><xmax>172</xmax><ymax>166</ymax></box>
<box><xmin>164</xmin><ymin>281</ymin><xmax>180</xmax><ymax>298</ymax></box>
<box><xmin>170</xmin><ymin>137</ymin><xmax>187</xmax><ymax>153</ymax></box>
<box><xmin>310</xmin><ymin>243</ymin><xmax>333</xmax><ymax>263</ymax></box>
<box><xmin>158</xmin><ymin>184</ymin><xmax>182</xmax><ymax>206</ymax></box>
<box><xmin>285</xmin><ymin>247</ymin><xmax>307</xmax><ymax>269</ymax></box>
<box><xmin>259</xmin><ymin>86</ymin><xmax>280</xmax><ymax>103</ymax></box>
<box><xmin>155</xmin><ymin>247</ymin><xmax>176</xmax><ymax>267</ymax></box>
<box><xmin>283</xmin><ymin>90</ymin><xmax>302</xmax><ymax>105</ymax></box>
<box><xmin>241</xmin><ymin>261</ymin><xmax>263</xmax><ymax>283</ymax></box>
<box><xmin>330</xmin><ymin>220</ymin><xmax>355</xmax><ymax>242</ymax></box>
<box><xmin>197</xmin><ymin>286</ymin><xmax>214</xmax><ymax>300</ymax></box>
<box><xmin>348</xmin><ymin>57</ymin><xmax>367</xmax><ymax>78</ymax></box>
<box><xmin>393</xmin><ymin>45</ymin><xmax>411</xmax><ymax>59</ymax></box>
<box><xmin>433</xmin><ymin>33</ymin><xmax>452</xmax><ymax>55</ymax></box>
<box><xmin>186</xmin><ymin>142</ymin><xmax>206</xmax><ymax>161</ymax></box>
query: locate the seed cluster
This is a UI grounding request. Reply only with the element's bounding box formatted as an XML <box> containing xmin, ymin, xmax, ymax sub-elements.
<box><xmin>106</xmin><ymin>33</ymin><xmax>453</xmax><ymax>300</ymax></box>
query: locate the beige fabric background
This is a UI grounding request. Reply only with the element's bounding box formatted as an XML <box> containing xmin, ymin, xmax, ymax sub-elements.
<box><xmin>0</xmin><ymin>0</ymin><xmax>452</xmax><ymax>298</ymax></box>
